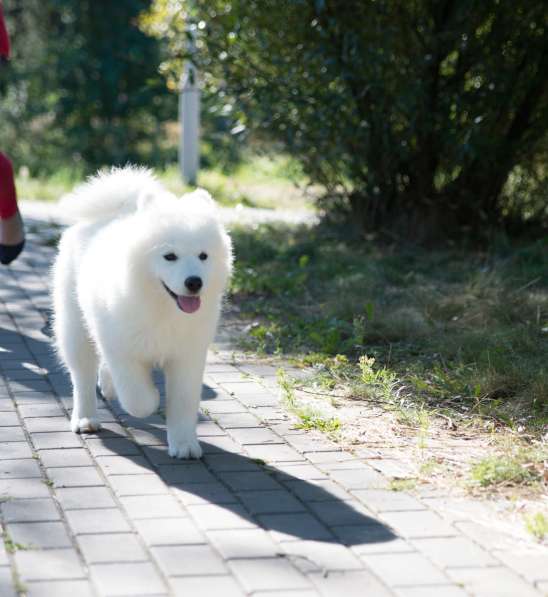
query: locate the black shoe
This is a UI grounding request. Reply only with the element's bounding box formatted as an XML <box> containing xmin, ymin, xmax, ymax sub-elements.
<box><xmin>0</xmin><ymin>239</ymin><xmax>25</xmax><ymax>265</ymax></box>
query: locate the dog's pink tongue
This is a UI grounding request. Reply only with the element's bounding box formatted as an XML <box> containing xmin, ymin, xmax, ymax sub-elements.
<box><xmin>177</xmin><ymin>295</ymin><xmax>201</xmax><ymax>314</ymax></box>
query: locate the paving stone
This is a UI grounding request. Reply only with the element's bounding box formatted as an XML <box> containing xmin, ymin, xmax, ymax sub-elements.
<box><xmin>25</xmin><ymin>580</ymin><xmax>95</xmax><ymax>597</ymax></box>
<box><xmin>455</xmin><ymin>521</ymin><xmax>518</xmax><ymax>551</ymax></box>
<box><xmin>83</xmin><ymin>421</ymin><xmax>128</xmax><ymax>438</ymax></box>
<box><xmin>395</xmin><ymin>585</ymin><xmax>469</xmax><ymax>597</ymax></box>
<box><xmin>0</xmin><ymin>400</ymin><xmax>15</xmax><ymax>413</ymax></box>
<box><xmin>245</xmin><ymin>443</ymin><xmax>306</xmax><ymax>463</ymax></box>
<box><xmin>77</xmin><ymin>533</ymin><xmax>148</xmax><ymax>564</ymax></box>
<box><xmin>15</xmin><ymin>549</ymin><xmax>85</xmax><ymax>581</ymax></box>
<box><xmin>218</xmin><ymin>471</ymin><xmax>282</xmax><ymax>492</ymax></box>
<box><xmin>202</xmin><ymin>399</ymin><xmax>248</xmax><ymax>414</ymax></box>
<box><xmin>228</xmin><ymin>557</ymin><xmax>311</xmax><ymax>592</ymax></box>
<box><xmin>152</xmin><ymin>544</ymin><xmax>227</xmax><ymax>576</ymax></box>
<box><xmin>196</xmin><ymin>421</ymin><xmax>226</xmax><ymax>437</ymax></box>
<box><xmin>31</xmin><ymin>431</ymin><xmax>82</xmax><ymax>450</ymax></box>
<box><xmin>361</xmin><ymin>552</ymin><xmax>449</xmax><ymax>586</ymax></box>
<box><xmin>284</xmin><ymin>479</ymin><xmax>353</xmax><ymax>502</ymax></box>
<box><xmin>493</xmin><ymin>549</ymin><xmax>548</xmax><ymax>583</ymax></box>
<box><xmin>25</xmin><ymin>417</ymin><xmax>70</xmax><ymax>433</ymax></box>
<box><xmin>200</xmin><ymin>435</ymin><xmax>244</xmax><ymax>454</ymax></box>
<box><xmin>1</xmin><ymin>498</ymin><xmax>60</xmax><ymax>522</ymax></box>
<box><xmin>91</xmin><ymin>562</ymin><xmax>166</xmax><ymax>596</ymax></box>
<box><xmin>229</xmin><ymin>427</ymin><xmax>283</xmax><ymax>445</ymax></box>
<box><xmin>215</xmin><ymin>412</ymin><xmax>262</xmax><ymax>428</ymax></box>
<box><xmin>47</xmin><ymin>466</ymin><xmax>104</xmax><ymax>488</ymax></box>
<box><xmin>39</xmin><ymin>448</ymin><xmax>93</xmax><ymax>468</ymax></box>
<box><xmin>237</xmin><ymin>490</ymin><xmax>307</xmax><ymax>515</ymax></box>
<box><xmin>187</xmin><ymin>503</ymin><xmax>256</xmax><ymax>531</ymax></box>
<box><xmin>381</xmin><ymin>510</ymin><xmax>456</xmax><ymax>539</ymax></box>
<box><xmin>331</xmin><ymin>524</ymin><xmax>411</xmax><ymax>554</ymax></box>
<box><xmin>129</xmin><ymin>426</ymin><xmax>167</xmax><ymax>446</ymax></box>
<box><xmin>368</xmin><ymin>458</ymin><xmax>415</xmax><ymax>479</ymax></box>
<box><xmin>447</xmin><ymin>566</ymin><xmax>542</xmax><ymax>597</ymax></box>
<box><xmin>282</xmin><ymin>540</ymin><xmax>364</xmax><ymax>572</ymax></box>
<box><xmin>273</xmin><ymin>463</ymin><xmax>329</xmax><ymax>482</ymax></box>
<box><xmin>141</xmin><ymin>446</ymin><xmax>179</xmax><ymax>466</ymax></box>
<box><xmin>171</xmin><ymin>481</ymin><xmax>238</xmax><ymax>506</ymax></box>
<box><xmin>307</xmin><ymin>500</ymin><xmax>376</xmax><ymax>526</ymax></box>
<box><xmin>158</xmin><ymin>463</ymin><xmax>216</xmax><ymax>484</ymax></box>
<box><xmin>207</xmin><ymin>528</ymin><xmax>281</xmax><ymax>559</ymax></box>
<box><xmin>170</xmin><ymin>576</ymin><xmax>245</xmax><ymax>597</ymax></box>
<box><xmin>305</xmin><ymin>451</ymin><xmax>356</xmax><ymax>464</ymax></box>
<box><xmin>326</xmin><ymin>467</ymin><xmax>388</xmax><ymax>490</ymax></box>
<box><xmin>13</xmin><ymin>392</ymin><xmax>57</xmax><ymax>406</ymax></box>
<box><xmin>352</xmin><ymin>489</ymin><xmax>426</xmax><ymax>513</ymax></box>
<box><xmin>85</xmin><ymin>437</ymin><xmax>141</xmax><ymax>457</ymax></box>
<box><xmin>0</xmin><ymin>478</ymin><xmax>50</xmax><ymax>499</ymax></box>
<box><xmin>96</xmin><ymin>455</ymin><xmax>154</xmax><ymax>476</ymax></box>
<box><xmin>7</xmin><ymin>521</ymin><xmax>71</xmax><ymax>548</ymax></box>
<box><xmin>412</xmin><ymin>536</ymin><xmax>498</xmax><ymax>568</ymax></box>
<box><xmin>0</xmin><ymin>458</ymin><xmax>41</xmax><ymax>479</ymax></box>
<box><xmin>259</xmin><ymin>513</ymin><xmax>333</xmax><ymax>542</ymax></box>
<box><xmin>310</xmin><ymin>570</ymin><xmax>395</xmax><ymax>597</ymax></box>
<box><xmin>55</xmin><ymin>486</ymin><xmax>117</xmax><ymax>510</ymax></box>
<box><xmin>109</xmin><ymin>474</ymin><xmax>169</xmax><ymax>496</ymax></box>
<box><xmin>65</xmin><ymin>508</ymin><xmax>131</xmax><ymax>534</ymax></box>
<box><xmin>0</xmin><ymin>427</ymin><xmax>25</xmax><ymax>442</ymax></box>
<box><xmin>119</xmin><ymin>494</ymin><xmax>185</xmax><ymax>519</ymax></box>
<box><xmin>134</xmin><ymin>517</ymin><xmax>205</xmax><ymax>546</ymax></box>
<box><xmin>203</xmin><ymin>453</ymin><xmax>262</xmax><ymax>472</ymax></box>
<box><xmin>18</xmin><ymin>403</ymin><xmax>64</xmax><ymax>418</ymax></box>
<box><xmin>0</xmin><ymin>413</ymin><xmax>19</xmax><ymax>426</ymax></box>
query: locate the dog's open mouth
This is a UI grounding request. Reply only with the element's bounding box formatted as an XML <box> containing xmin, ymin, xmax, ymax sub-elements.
<box><xmin>162</xmin><ymin>282</ymin><xmax>201</xmax><ymax>314</ymax></box>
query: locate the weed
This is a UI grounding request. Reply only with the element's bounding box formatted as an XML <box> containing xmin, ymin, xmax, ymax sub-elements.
<box><xmin>3</xmin><ymin>533</ymin><xmax>30</xmax><ymax>554</ymax></box>
<box><xmin>524</xmin><ymin>512</ymin><xmax>548</xmax><ymax>542</ymax></box>
<box><xmin>389</xmin><ymin>478</ymin><xmax>417</xmax><ymax>491</ymax></box>
<box><xmin>469</xmin><ymin>449</ymin><xmax>543</xmax><ymax>488</ymax></box>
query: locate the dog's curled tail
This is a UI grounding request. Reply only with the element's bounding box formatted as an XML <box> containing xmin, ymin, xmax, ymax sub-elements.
<box><xmin>59</xmin><ymin>165</ymin><xmax>164</xmax><ymax>222</ymax></box>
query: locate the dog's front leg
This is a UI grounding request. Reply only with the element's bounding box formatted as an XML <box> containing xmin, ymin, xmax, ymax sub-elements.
<box><xmin>164</xmin><ymin>350</ymin><xmax>206</xmax><ymax>459</ymax></box>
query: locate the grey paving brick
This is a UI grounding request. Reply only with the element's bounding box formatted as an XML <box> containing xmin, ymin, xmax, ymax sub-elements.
<box><xmin>15</xmin><ymin>548</ymin><xmax>85</xmax><ymax>581</ymax></box>
<box><xmin>200</xmin><ymin>435</ymin><xmax>244</xmax><ymax>454</ymax></box>
<box><xmin>39</xmin><ymin>448</ymin><xmax>93</xmax><ymax>468</ymax></box>
<box><xmin>25</xmin><ymin>580</ymin><xmax>95</xmax><ymax>597</ymax></box>
<box><xmin>237</xmin><ymin>490</ymin><xmax>307</xmax><ymax>515</ymax></box>
<box><xmin>412</xmin><ymin>536</ymin><xmax>498</xmax><ymax>568</ymax></box>
<box><xmin>196</xmin><ymin>421</ymin><xmax>226</xmax><ymax>437</ymax></box>
<box><xmin>187</xmin><ymin>503</ymin><xmax>256</xmax><ymax>531</ymax></box>
<box><xmin>171</xmin><ymin>576</ymin><xmax>245</xmax><ymax>597</ymax></box>
<box><xmin>158</xmin><ymin>463</ymin><xmax>216</xmax><ymax>484</ymax></box>
<box><xmin>381</xmin><ymin>510</ymin><xmax>456</xmax><ymax>539</ymax></box>
<box><xmin>310</xmin><ymin>570</ymin><xmax>394</xmax><ymax>597</ymax></box>
<box><xmin>447</xmin><ymin>566</ymin><xmax>542</xmax><ymax>597</ymax></box>
<box><xmin>284</xmin><ymin>479</ymin><xmax>352</xmax><ymax>502</ymax></box>
<box><xmin>326</xmin><ymin>466</ymin><xmax>388</xmax><ymax>490</ymax></box>
<box><xmin>134</xmin><ymin>517</ymin><xmax>205</xmax><ymax>546</ymax></box>
<box><xmin>218</xmin><ymin>471</ymin><xmax>282</xmax><ymax>492</ymax></box>
<box><xmin>25</xmin><ymin>417</ymin><xmax>69</xmax><ymax>433</ymax></box>
<box><xmin>282</xmin><ymin>539</ymin><xmax>364</xmax><ymax>573</ymax></box>
<box><xmin>305</xmin><ymin>451</ymin><xmax>356</xmax><ymax>464</ymax></box>
<box><xmin>171</xmin><ymin>481</ymin><xmax>238</xmax><ymax>506</ymax></box>
<box><xmin>13</xmin><ymin>392</ymin><xmax>57</xmax><ymax>406</ymax></box>
<box><xmin>0</xmin><ymin>427</ymin><xmax>25</xmax><ymax>442</ymax></box>
<box><xmin>215</xmin><ymin>412</ymin><xmax>262</xmax><ymax>428</ymax></box>
<box><xmin>96</xmin><ymin>455</ymin><xmax>154</xmax><ymax>476</ymax></box>
<box><xmin>228</xmin><ymin>557</ymin><xmax>311</xmax><ymax>592</ymax></box>
<box><xmin>77</xmin><ymin>533</ymin><xmax>148</xmax><ymax>564</ymax></box>
<box><xmin>1</xmin><ymin>498</ymin><xmax>60</xmax><ymax>522</ymax></box>
<box><xmin>0</xmin><ymin>458</ymin><xmax>41</xmax><ymax>479</ymax></box>
<box><xmin>91</xmin><ymin>562</ymin><xmax>166</xmax><ymax>596</ymax></box>
<box><xmin>31</xmin><ymin>431</ymin><xmax>82</xmax><ymax>450</ymax></box>
<box><xmin>47</xmin><ymin>466</ymin><xmax>104</xmax><ymax>488</ymax></box>
<box><xmin>119</xmin><ymin>494</ymin><xmax>186</xmax><ymax>519</ymax></box>
<box><xmin>229</xmin><ymin>427</ymin><xmax>283</xmax><ymax>445</ymax></box>
<box><xmin>361</xmin><ymin>552</ymin><xmax>449</xmax><ymax>586</ymax></box>
<box><xmin>109</xmin><ymin>474</ymin><xmax>169</xmax><ymax>496</ymax></box>
<box><xmin>203</xmin><ymin>453</ymin><xmax>262</xmax><ymax>472</ymax></box>
<box><xmin>66</xmin><ymin>507</ymin><xmax>131</xmax><ymax>534</ymax></box>
<box><xmin>7</xmin><ymin>521</ymin><xmax>71</xmax><ymax>548</ymax></box>
<box><xmin>18</xmin><ymin>403</ymin><xmax>64</xmax><ymax>418</ymax></box>
<box><xmin>0</xmin><ymin>478</ymin><xmax>50</xmax><ymax>499</ymax></box>
<box><xmin>0</xmin><ymin>399</ymin><xmax>15</xmax><ymax>412</ymax></box>
<box><xmin>55</xmin><ymin>486</ymin><xmax>117</xmax><ymax>510</ymax></box>
<box><xmin>353</xmin><ymin>489</ymin><xmax>426</xmax><ymax>512</ymax></box>
<box><xmin>84</xmin><ymin>421</ymin><xmax>128</xmax><ymax>438</ymax></box>
<box><xmin>0</xmin><ymin>413</ymin><xmax>19</xmax><ymax>426</ymax></box>
<box><xmin>493</xmin><ymin>549</ymin><xmax>548</xmax><ymax>583</ymax></box>
<box><xmin>395</xmin><ymin>586</ymin><xmax>469</xmax><ymax>597</ymax></box>
<box><xmin>273</xmin><ymin>463</ymin><xmax>328</xmax><ymax>482</ymax></box>
<box><xmin>369</xmin><ymin>459</ymin><xmax>415</xmax><ymax>479</ymax></box>
<box><xmin>245</xmin><ymin>443</ymin><xmax>306</xmax><ymax>463</ymax></box>
<box><xmin>9</xmin><ymin>380</ymin><xmax>51</xmax><ymax>393</ymax></box>
<box><xmin>0</xmin><ymin>569</ymin><xmax>17</xmax><ymax>597</ymax></box>
<box><xmin>331</xmin><ymin>524</ymin><xmax>410</xmax><ymax>554</ymax></box>
<box><xmin>202</xmin><ymin>399</ymin><xmax>248</xmax><ymax>414</ymax></box>
<box><xmin>259</xmin><ymin>513</ymin><xmax>333</xmax><ymax>542</ymax></box>
<box><xmin>207</xmin><ymin>528</ymin><xmax>280</xmax><ymax>559</ymax></box>
<box><xmin>141</xmin><ymin>446</ymin><xmax>179</xmax><ymax>466</ymax></box>
<box><xmin>307</xmin><ymin>500</ymin><xmax>376</xmax><ymax>526</ymax></box>
<box><xmin>152</xmin><ymin>544</ymin><xmax>227</xmax><ymax>576</ymax></box>
<box><xmin>85</xmin><ymin>437</ymin><xmax>141</xmax><ymax>457</ymax></box>
<box><xmin>455</xmin><ymin>521</ymin><xmax>517</xmax><ymax>551</ymax></box>
<box><xmin>129</xmin><ymin>426</ymin><xmax>166</xmax><ymax>446</ymax></box>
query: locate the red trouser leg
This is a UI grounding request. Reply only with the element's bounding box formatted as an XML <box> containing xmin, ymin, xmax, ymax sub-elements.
<box><xmin>0</xmin><ymin>152</ymin><xmax>18</xmax><ymax>219</ymax></box>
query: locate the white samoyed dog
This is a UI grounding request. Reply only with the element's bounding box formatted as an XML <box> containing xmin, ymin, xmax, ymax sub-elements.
<box><xmin>51</xmin><ymin>166</ymin><xmax>232</xmax><ymax>459</ymax></box>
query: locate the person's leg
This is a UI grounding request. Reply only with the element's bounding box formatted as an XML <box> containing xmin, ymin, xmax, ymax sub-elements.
<box><xmin>0</xmin><ymin>151</ymin><xmax>24</xmax><ymax>265</ymax></box>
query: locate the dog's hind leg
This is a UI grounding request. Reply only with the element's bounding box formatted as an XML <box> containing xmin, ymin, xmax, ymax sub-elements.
<box><xmin>98</xmin><ymin>361</ymin><xmax>116</xmax><ymax>401</ymax></box>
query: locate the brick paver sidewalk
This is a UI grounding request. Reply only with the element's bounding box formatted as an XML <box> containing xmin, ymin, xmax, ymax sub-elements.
<box><xmin>0</xmin><ymin>211</ymin><xmax>547</xmax><ymax>596</ymax></box>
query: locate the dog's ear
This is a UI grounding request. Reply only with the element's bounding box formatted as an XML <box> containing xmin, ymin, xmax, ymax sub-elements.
<box><xmin>183</xmin><ymin>188</ymin><xmax>216</xmax><ymax>209</ymax></box>
<box><xmin>137</xmin><ymin>189</ymin><xmax>156</xmax><ymax>211</ymax></box>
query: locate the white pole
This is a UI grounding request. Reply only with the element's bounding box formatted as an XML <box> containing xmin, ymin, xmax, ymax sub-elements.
<box><xmin>179</xmin><ymin>25</ymin><xmax>200</xmax><ymax>186</ymax></box>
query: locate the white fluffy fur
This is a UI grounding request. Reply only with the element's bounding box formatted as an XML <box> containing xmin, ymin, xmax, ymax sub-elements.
<box><xmin>52</xmin><ymin>166</ymin><xmax>232</xmax><ymax>459</ymax></box>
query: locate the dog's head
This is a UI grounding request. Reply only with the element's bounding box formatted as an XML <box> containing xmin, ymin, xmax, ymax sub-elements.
<box><xmin>132</xmin><ymin>188</ymin><xmax>233</xmax><ymax>315</ymax></box>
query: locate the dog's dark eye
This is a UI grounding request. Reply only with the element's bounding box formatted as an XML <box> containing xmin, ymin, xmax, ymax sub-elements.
<box><xmin>199</xmin><ymin>252</ymin><xmax>208</xmax><ymax>261</ymax></box>
<box><xmin>163</xmin><ymin>253</ymin><xmax>178</xmax><ymax>261</ymax></box>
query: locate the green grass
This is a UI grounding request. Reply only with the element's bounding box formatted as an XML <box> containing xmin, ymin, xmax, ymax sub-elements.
<box><xmin>524</xmin><ymin>512</ymin><xmax>548</xmax><ymax>542</ymax></box>
<box><xmin>16</xmin><ymin>153</ymin><xmax>313</xmax><ymax>210</ymax></box>
<box><xmin>469</xmin><ymin>449</ymin><xmax>544</xmax><ymax>488</ymax></box>
<box><xmin>229</xmin><ymin>223</ymin><xmax>548</xmax><ymax>435</ymax></box>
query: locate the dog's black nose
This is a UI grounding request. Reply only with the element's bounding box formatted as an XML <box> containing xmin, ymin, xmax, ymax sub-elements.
<box><xmin>184</xmin><ymin>276</ymin><xmax>203</xmax><ymax>293</ymax></box>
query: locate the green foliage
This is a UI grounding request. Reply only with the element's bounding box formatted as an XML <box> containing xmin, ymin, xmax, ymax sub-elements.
<box><xmin>148</xmin><ymin>0</ymin><xmax>548</xmax><ymax>236</ymax></box>
<box><xmin>524</xmin><ymin>512</ymin><xmax>548</xmax><ymax>542</ymax></box>
<box><xmin>470</xmin><ymin>450</ymin><xmax>544</xmax><ymax>488</ymax></box>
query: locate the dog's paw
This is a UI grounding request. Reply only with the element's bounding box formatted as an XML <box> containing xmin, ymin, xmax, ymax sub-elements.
<box><xmin>168</xmin><ymin>434</ymin><xmax>202</xmax><ymax>459</ymax></box>
<box><xmin>71</xmin><ymin>416</ymin><xmax>102</xmax><ymax>434</ymax></box>
<box><xmin>98</xmin><ymin>365</ymin><xmax>116</xmax><ymax>401</ymax></box>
